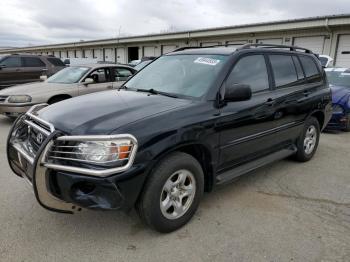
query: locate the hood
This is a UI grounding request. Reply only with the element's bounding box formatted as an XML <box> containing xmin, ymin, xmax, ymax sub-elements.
<box><xmin>0</xmin><ymin>82</ymin><xmax>70</xmax><ymax>96</ymax></box>
<box><xmin>330</xmin><ymin>85</ymin><xmax>350</xmax><ymax>105</ymax></box>
<box><xmin>38</xmin><ymin>89</ymin><xmax>191</xmax><ymax>135</ymax></box>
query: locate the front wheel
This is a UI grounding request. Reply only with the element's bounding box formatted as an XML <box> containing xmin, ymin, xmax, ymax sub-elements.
<box><xmin>137</xmin><ymin>152</ymin><xmax>204</xmax><ymax>233</ymax></box>
<box><xmin>294</xmin><ymin>117</ymin><xmax>320</xmax><ymax>162</ymax></box>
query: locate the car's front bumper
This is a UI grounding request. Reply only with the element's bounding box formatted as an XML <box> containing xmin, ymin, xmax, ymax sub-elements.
<box><xmin>7</xmin><ymin>106</ymin><xmax>147</xmax><ymax>213</ymax></box>
<box><xmin>0</xmin><ymin>102</ymin><xmax>37</xmax><ymax>117</ymax></box>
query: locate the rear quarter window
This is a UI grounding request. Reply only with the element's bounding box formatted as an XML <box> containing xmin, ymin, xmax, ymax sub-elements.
<box><xmin>299</xmin><ymin>55</ymin><xmax>322</xmax><ymax>83</ymax></box>
<box><xmin>47</xmin><ymin>58</ymin><xmax>65</xmax><ymax>66</ymax></box>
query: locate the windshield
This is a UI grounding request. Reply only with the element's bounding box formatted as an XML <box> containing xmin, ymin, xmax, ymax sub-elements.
<box><xmin>134</xmin><ymin>60</ymin><xmax>152</xmax><ymax>71</ymax></box>
<box><xmin>326</xmin><ymin>70</ymin><xmax>350</xmax><ymax>88</ymax></box>
<box><xmin>47</xmin><ymin>66</ymin><xmax>90</xmax><ymax>84</ymax></box>
<box><xmin>125</xmin><ymin>54</ymin><xmax>228</xmax><ymax>98</ymax></box>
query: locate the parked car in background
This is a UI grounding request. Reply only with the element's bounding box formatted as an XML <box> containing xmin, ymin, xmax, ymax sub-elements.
<box><xmin>0</xmin><ymin>64</ymin><xmax>135</xmax><ymax>118</ymax></box>
<box><xmin>128</xmin><ymin>59</ymin><xmax>141</xmax><ymax>67</ymax></box>
<box><xmin>0</xmin><ymin>54</ymin><xmax>65</xmax><ymax>88</ymax></box>
<box><xmin>134</xmin><ymin>60</ymin><xmax>153</xmax><ymax>71</ymax></box>
<box><xmin>319</xmin><ymin>55</ymin><xmax>334</xmax><ymax>68</ymax></box>
<box><xmin>325</xmin><ymin>67</ymin><xmax>350</xmax><ymax>131</ymax></box>
<box><xmin>7</xmin><ymin>44</ymin><xmax>331</xmax><ymax>233</ymax></box>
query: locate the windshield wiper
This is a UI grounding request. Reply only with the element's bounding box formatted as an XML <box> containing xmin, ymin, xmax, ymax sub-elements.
<box><xmin>136</xmin><ymin>88</ymin><xmax>178</xmax><ymax>98</ymax></box>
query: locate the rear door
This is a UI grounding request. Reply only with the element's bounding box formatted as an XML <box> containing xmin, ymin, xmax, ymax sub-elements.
<box><xmin>79</xmin><ymin>67</ymin><xmax>113</xmax><ymax>95</ymax></box>
<box><xmin>0</xmin><ymin>56</ymin><xmax>24</xmax><ymax>86</ymax></box>
<box><xmin>217</xmin><ymin>53</ymin><xmax>278</xmax><ymax>171</ymax></box>
<box><xmin>21</xmin><ymin>57</ymin><xmax>47</xmax><ymax>82</ymax></box>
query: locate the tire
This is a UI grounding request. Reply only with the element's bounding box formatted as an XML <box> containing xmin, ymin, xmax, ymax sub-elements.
<box><xmin>294</xmin><ymin>117</ymin><xmax>320</xmax><ymax>162</ymax></box>
<box><xmin>137</xmin><ymin>152</ymin><xmax>204</xmax><ymax>233</ymax></box>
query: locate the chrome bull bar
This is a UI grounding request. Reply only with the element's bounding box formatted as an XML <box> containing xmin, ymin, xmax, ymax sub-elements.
<box><xmin>6</xmin><ymin>104</ymin><xmax>81</xmax><ymax>214</ymax></box>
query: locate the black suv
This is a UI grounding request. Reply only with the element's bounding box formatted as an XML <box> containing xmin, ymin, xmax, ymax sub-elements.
<box><xmin>0</xmin><ymin>54</ymin><xmax>65</xmax><ymax>88</ymax></box>
<box><xmin>7</xmin><ymin>44</ymin><xmax>332</xmax><ymax>233</ymax></box>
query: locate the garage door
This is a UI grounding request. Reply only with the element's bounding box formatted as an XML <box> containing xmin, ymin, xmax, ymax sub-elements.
<box><xmin>84</xmin><ymin>49</ymin><xmax>93</xmax><ymax>59</ymax></box>
<box><xmin>104</xmin><ymin>48</ymin><xmax>115</xmax><ymax>62</ymax></box>
<box><xmin>143</xmin><ymin>46</ymin><xmax>156</xmax><ymax>57</ymax></box>
<box><xmin>162</xmin><ymin>45</ymin><xmax>177</xmax><ymax>54</ymax></box>
<box><xmin>335</xmin><ymin>35</ymin><xmax>350</xmax><ymax>67</ymax></box>
<box><xmin>201</xmin><ymin>42</ymin><xmax>220</xmax><ymax>47</ymax></box>
<box><xmin>293</xmin><ymin>36</ymin><xmax>325</xmax><ymax>54</ymax></box>
<box><xmin>75</xmin><ymin>50</ymin><xmax>82</xmax><ymax>58</ymax></box>
<box><xmin>68</xmin><ymin>50</ymin><xmax>75</xmax><ymax>58</ymax></box>
<box><xmin>257</xmin><ymin>38</ymin><xmax>283</xmax><ymax>45</ymax></box>
<box><xmin>226</xmin><ymin>40</ymin><xmax>247</xmax><ymax>47</ymax></box>
<box><xmin>116</xmin><ymin>48</ymin><xmax>126</xmax><ymax>63</ymax></box>
<box><xmin>93</xmin><ymin>49</ymin><xmax>102</xmax><ymax>60</ymax></box>
<box><xmin>53</xmin><ymin>51</ymin><xmax>60</xmax><ymax>58</ymax></box>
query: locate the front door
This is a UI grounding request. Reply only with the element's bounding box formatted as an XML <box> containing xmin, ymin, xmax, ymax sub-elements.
<box><xmin>0</xmin><ymin>56</ymin><xmax>24</xmax><ymax>86</ymax></box>
<box><xmin>79</xmin><ymin>67</ymin><xmax>113</xmax><ymax>95</ymax></box>
<box><xmin>217</xmin><ymin>54</ymin><xmax>278</xmax><ymax>172</ymax></box>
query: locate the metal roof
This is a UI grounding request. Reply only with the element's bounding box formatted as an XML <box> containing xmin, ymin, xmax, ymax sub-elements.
<box><xmin>2</xmin><ymin>14</ymin><xmax>350</xmax><ymax>53</ymax></box>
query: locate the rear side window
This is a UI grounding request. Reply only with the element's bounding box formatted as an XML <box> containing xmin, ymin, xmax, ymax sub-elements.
<box><xmin>22</xmin><ymin>57</ymin><xmax>46</xmax><ymax>67</ymax></box>
<box><xmin>227</xmin><ymin>55</ymin><xmax>269</xmax><ymax>93</ymax></box>
<box><xmin>269</xmin><ymin>55</ymin><xmax>298</xmax><ymax>88</ymax></box>
<box><xmin>0</xmin><ymin>57</ymin><xmax>21</xmax><ymax>67</ymax></box>
<box><xmin>292</xmin><ymin>56</ymin><xmax>305</xmax><ymax>80</ymax></box>
<box><xmin>47</xmin><ymin>58</ymin><xmax>65</xmax><ymax>66</ymax></box>
<box><xmin>299</xmin><ymin>56</ymin><xmax>322</xmax><ymax>83</ymax></box>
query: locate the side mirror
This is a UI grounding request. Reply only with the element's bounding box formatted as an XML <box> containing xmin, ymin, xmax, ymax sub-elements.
<box><xmin>0</xmin><ymin>65</ymin><xmax>6</xmax><ymax>70</ymax></box>
<box><xmin>82</xmin><ymin>78</ymin><xmax>94</xmax><ymax>85</ymax></box>
<box><xmin>224</xmin><ymin>84</ymin><xmax>252</xmax><ymax>102</ymax></box>
<box><xmin>39</xmin><ymin>75</ymin><xmax>48</xmax><ymax>81</ymax></box>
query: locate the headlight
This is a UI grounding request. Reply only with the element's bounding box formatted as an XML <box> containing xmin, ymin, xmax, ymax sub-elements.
<box><xmin>7</xmin><ymin>95</ymin><xmax>32</xmax><ymax>103</ymax></box>
<box><xmin>74</xmin><ymin>140</ymin><xmax>132</xmax><ymax>164</ymax></box>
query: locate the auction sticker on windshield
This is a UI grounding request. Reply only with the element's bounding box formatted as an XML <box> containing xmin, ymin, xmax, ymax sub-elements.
<box><xmin>194</xmin><ymin>57</ymin><xmax>221</xmax><ymax>66</ymax></box>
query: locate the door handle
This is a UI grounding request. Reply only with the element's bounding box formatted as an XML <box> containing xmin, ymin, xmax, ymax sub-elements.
<box><xmin>265</xmin><ymin>98</ymin><xmax>275</xmax><ymax>106</ymax></box>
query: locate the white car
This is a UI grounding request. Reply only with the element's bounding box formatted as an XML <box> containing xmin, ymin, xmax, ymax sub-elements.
<box><xmin>0</xmin><ymin>64</ymin><xmax>136</xmax><ymax>118</ymax></box>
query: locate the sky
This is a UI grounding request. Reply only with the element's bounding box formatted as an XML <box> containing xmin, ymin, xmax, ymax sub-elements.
<box><xmin>0</xmin><ymin>0</ymin><xmax>350</xmax><ymax>47</ymax></box>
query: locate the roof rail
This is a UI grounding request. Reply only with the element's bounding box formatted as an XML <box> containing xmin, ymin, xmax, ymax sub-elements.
<box><xmin>238</xmin><ymin>43</ymin><xmax>314</xmax><ymax>54</ymax></box>
<box><xmin>173</xmin><ymin>43</ymin><xmax>242</xmax><ymax>52</ymax></box>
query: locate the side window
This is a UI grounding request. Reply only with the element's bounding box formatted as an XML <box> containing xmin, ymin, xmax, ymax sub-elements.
<box><xmin>292</xmin><ymin>56</ymin><xmax>305</xmax><ymax>80</ymax></box>
<box><xmin>269</xmin><ymin>55</ymin><xmax>298</xmax><ymax>88</ymax></box>
<box><xmin>0</xmin><ymin>57</ymin><xmax>21</xmax><ymax>68</ymax></box>
<box><xmin>88</xmin><ymin>68</ymin><xmax>110</xmax><ymax>83</ymax></box>
<box><xmin>299</xmin><ymin>56</ymin><xmax>322</xmax><ymax>83</ymax></box>
<box><xmin>47</xmin><ymin>58</ymin><xmax>65</xmax><ymax>66</ymax></box>
<box><xmin>227</xmin><ymin>55</ymin><xmax>269</xmax><ymax>93</ymax></box>
<box><xmin>22</xmin><ymin>57</ymin><xmax>46</xmax><ymax>67</ymax></box>
<box><xmin>113</xmin><ymin>68</ymin><xmax>133</xmax><ymax>81</ymax></box>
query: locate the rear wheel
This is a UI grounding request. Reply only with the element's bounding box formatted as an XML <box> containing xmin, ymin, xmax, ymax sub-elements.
<box><xmin>137</xmin><ymin>152</ymin><xmax>204</xmax><ymax>233</ymax></box>
<box><xmin>295</xmin><ymin>117</ymin><xmax>320</xmax><ymax>162</ymax></box>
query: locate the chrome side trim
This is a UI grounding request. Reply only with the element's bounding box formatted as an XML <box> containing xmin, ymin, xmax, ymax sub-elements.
<box><xmin>42</xmin><ymin>134</ymin><xmax>138</xmax><ymax>177</ymax></box>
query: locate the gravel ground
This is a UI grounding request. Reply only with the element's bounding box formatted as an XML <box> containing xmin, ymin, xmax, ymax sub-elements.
<box><xmin>0</xmin><ymin>115</ymin><xmax>349</xmax><ymax>262</ymax></box>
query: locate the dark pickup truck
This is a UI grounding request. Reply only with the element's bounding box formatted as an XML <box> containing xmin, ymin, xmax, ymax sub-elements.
<box><xmin>7</xmin><ymin>44</ymin><xmax>332</xmax><ymax>233</ymax></box>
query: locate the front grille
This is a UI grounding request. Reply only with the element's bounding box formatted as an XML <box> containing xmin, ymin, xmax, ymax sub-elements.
<box><xmin>0</xmin><ymin>95</ymin><xmax>8</xmax><ymax>102</ymax></box>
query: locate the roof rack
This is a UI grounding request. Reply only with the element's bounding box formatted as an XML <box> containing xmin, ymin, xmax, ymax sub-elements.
<box><xmin>238</xmin><ymin>43</ymin><xmax>314</xmax><ymax>54</ymax></box>
<box><xmin>173</xmin><ymin>43</ymin><xmax>242</xmax><ymax>52</ymax></box>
